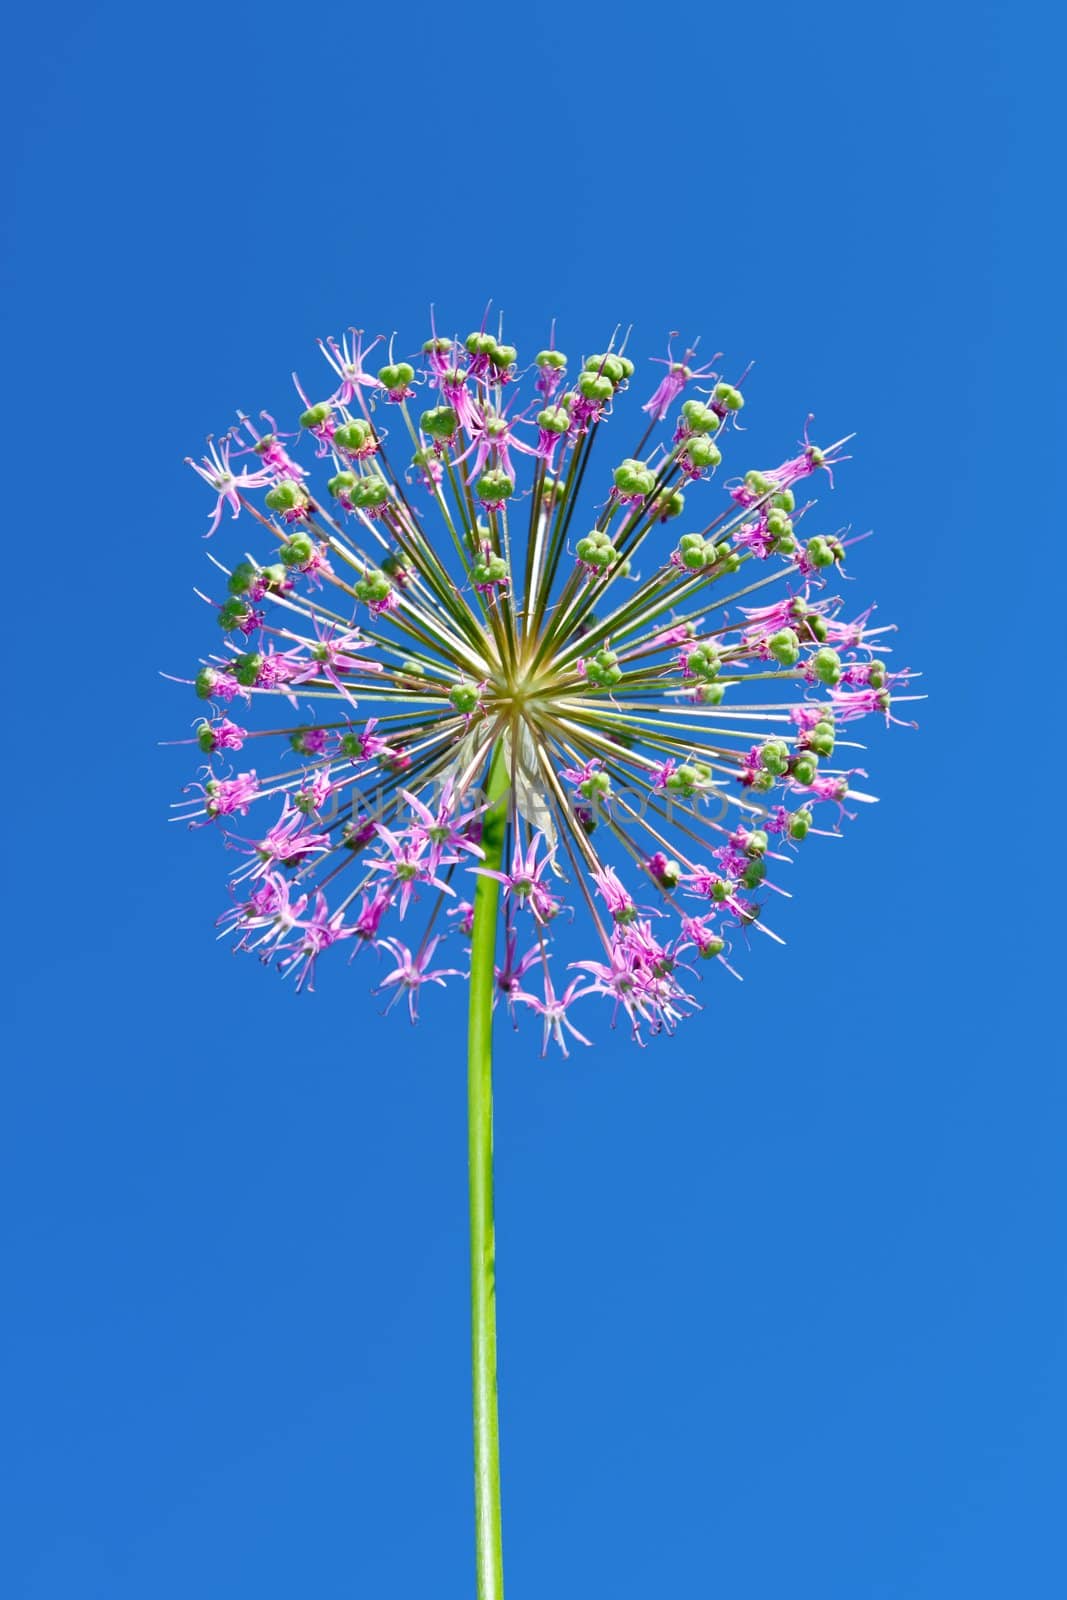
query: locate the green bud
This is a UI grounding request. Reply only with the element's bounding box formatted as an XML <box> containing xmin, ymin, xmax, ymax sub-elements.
<box><xmin>299</xmin><ymin>401</ymin><xmax>332</xmax><ymax>428</ymax></box>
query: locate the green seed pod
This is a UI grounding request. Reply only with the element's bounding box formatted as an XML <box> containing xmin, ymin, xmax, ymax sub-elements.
<box><xmin>773</xmin><ymin>489</ymin><xmax>795</xmax><ymax>512</ymax></box>
<box><xmin>535</xmin><ymin>349</ymin><xmax>567</xmax><ymax>370</ymax></box>
<box><xmin>695</xmin><ymin>682</ymin><xmax>725</xmax><ymax>705</ymax></box>
<box><xmin>233</xmin><ymin>652</ymin><xmax>263</xmax><ymax>687</ymax></box>
<box><xmin>490</xmin><ymin>343</ymin><xmax>517</xmax><ymax>369</ymax></box>
<box><xmin>421</xmin><ymin>405</ymin><xmax>458</xmax><ymax>440</ymax></box>
<box><xmin>333</xmin><ymin>419</ymin><xmax>374</xmax><ymax>452</ymax></box>
<box><xmin>768</xmin><ymin>628</ymin><xmax>801</xmax><ymax>667</ymax></box>
<box><xmin>299</xmin><ymin>401</ymin><xmax>332</xmax><ymax>428</ymax></box>
<box><xmin>351</xmin><ymin>477</ymin><xmax>390</xmax><ymax>510</ymax></box>
<box><xmin>807</xmin><ymin>726</ymin><xmax>835</xmax><ymax>757</ymax></box>
<box><xmin>476</xmin><ymin>469</ymin><xmax>513</xmax><ymax>504</ymax></box>
<box><xmin>280</xmin><ymin>532</ymin><xmax>315</xmax><ymax>567</ymax></box>
<box><xmin>196</xmin><ymin>722</ymin><xmax>217</xmax><ymax>752</ymax></box>
<box><xmin>654</xmin><ymin>489</ymin><xmax>685</xmax><ymax>521</ymax></box>
<box><xmin>745</xmin><ymin>470</ymin><xmax>775</xmax><ymax>497</ymax></box>
<box><xmin>577</xmin><ymin>370</ymin><xmax>614</xmax><ymax>403</ymax></box>
<box><xmin>449</xmin><ymin>681</ymin><xmax>481</xmax><ymax>714</ymax></box>
<box><xmin>713</xmin><ymin>382</ymin><xmax>744</xmax><ymax>411</ymax></box>
<box><xmin>264</xmin><ymin>481</ymin><xmax>302</xmax><ymax>512</ymax></box>
<box><xmin>681</xmin><ymin>400</ymin><xmax>720</xmax><ymax>434</ymax></box>
<box><xmin>792</xmin><ymin>753</ymin><xmax>819</xmax><ymax>786</ymax></box>
<box><xmin>195</xmin><ymin>668</ymin><xmax>217</xmax><ymax>700</ymax></box>
<box><xmin>684</xmin><ymin>436</ymin><xmax>722</xmax><ymax>471</ymax></box>
<box><xmin>537</xmin><ymin>405</ymin><xmax>570</xmax><ymax>435</ymax></box>
<box><xmin>760</xmin><ymin>740</ymin><xmax>791</xmax><ymax>775</ymax></box>
<box><xmin>465</xmin><ymin>332</ymin><xmax>498</xmax><ymax>357</ymax></box>
<box><xmin>382</xmin><ymin>362</ymin><xmax>415</xmax><ymax>390</ymax></box>
<box><xmin>354</xmin><ymin>568</ymin><xmax>392</xmax><ymax>604</ymax></box>
<box><xmin>742</xmin><ymin>859</ymin><xmax>766</xmax><ymax>890</ymax></box>
<box><xmin>868</xmin><ymin>660</ymin><xmax>888</xmax><ymax>689</ymax></box>
<box><xmin>812</xmin><ymin>647</ymin><xmax>842</xmax><ymax>686</ymax></box>
<box><xmin>806</xmin><ymin>536</ymin><xmax>835</xmax><ymax>569</ymax></box>
<box><xmin>613</xmin><ymin>458</ymin><xmax>655</xmax><ymax>497</ymax></box>
<box><xmin>788</xmin><ymin>809</ymin><xmax>812</xmax><ymax>841</ymax></box>
<box><xmin>217</xmin><ymin>598</ymin><xmax>251</xmax><ymax>632</ymax></box>
<box><xmin>744</xmin><ymin>829</ymin><xmax>769</xmax><ymax>858</ymax></box>
<box><xmin>228</xmin><ymin>560</ymin><xmax>258</xmax><ymax>595</ymax></box>
<box><xmin>583</xmin><ymin>353</ymin><xmax>626</xmax><ymax>385</ymax></box>
<box><xmin>326</xmin><ymin>470</ymin><xmax>358</xmax><ymax>499</ymax></box>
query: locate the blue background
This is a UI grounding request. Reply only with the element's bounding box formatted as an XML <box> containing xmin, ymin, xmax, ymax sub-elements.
<box><xmin>3</xmin><ymin>3</ymin><xmax>1062</xmax><ymax>1596</ymax></box>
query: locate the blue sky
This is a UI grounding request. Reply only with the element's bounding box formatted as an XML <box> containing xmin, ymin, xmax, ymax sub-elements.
<box><xmin>2</xmin><ymin>3</ymin><xmax>1063</xmax><ymax>1597</ymax></box>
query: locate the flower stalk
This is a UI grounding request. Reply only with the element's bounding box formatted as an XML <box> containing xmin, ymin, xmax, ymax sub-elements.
<box><xmin>467</xmin><ymin>743</ymin><xmax>509</xmax><ymax>1600</ymax></box>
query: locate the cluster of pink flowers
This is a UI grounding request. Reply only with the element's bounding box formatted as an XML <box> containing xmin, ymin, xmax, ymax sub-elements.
<box><xmin>171</xmin><ymin>314</ymin><xmax>917</xmax><ymax>1050</ymax></box>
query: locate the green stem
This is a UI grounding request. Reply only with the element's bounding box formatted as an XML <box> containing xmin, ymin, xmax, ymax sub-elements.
<box><xmin>467</xmin><ymin>743</ymin><xmax>509</xmax><ymax>1600</ymax></box>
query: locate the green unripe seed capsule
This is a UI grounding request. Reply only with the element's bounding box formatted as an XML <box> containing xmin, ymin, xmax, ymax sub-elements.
<box><xmin>377</xmin><ymin>362</ymin><xmax>414</xmax><ymax>390</ymax></box>
<box><xmin>685</xmin><ymin>436</ymin><xmax>722</xmax><ymax>470</ymax></box>
<box><xmin>233</xmin><ymin>652</ymin><xmax>263</xmax><ymax>687</ymax></box>
<box><xmin>768</xmin><ymin>628</ymin><xmax>801</xmax><ymax>667</ymax></box>
<box><xmin>583</xmin><ymin>353</ymin><xmax>626</xmax><ymax>385</ymax></box>
<box><xmin>327</xmin><ymin>470</ymin><xmax>357</xmax><ymax>499</ymax></box>
<box><xmin>351</xmin><ymin>478</ymin><xmax>390</xmax><ymax>509</ymax></box>
<box><xmin>476</xmin><ymin>469</ymin><xmax>513</xmax><ymax>503</ymax></box>
<box><xmin>264</xmin><ymin>481</ymin><xmax>302</xmax><ymax>512</ymax></box>
<box><xmin>465</xmin><ymin>332</ymin><xmax>498</xmax><ymax>357</ymax></box>
<box><xmin>299</xmin><ymin>402</ymin><xmax>332</xmax><ymax>428</ymax></box>
<box><xmin>614</xmin><ymin>458</ymin><xmax>655</xmax><ymax>496</ymax></box>
<box><xmin>449</xmin><ymin>681</ymin><xmax>481</xmax><ymax>714</ymax></box>
<box><xmin>217</xmin><ymin>598</ymin><xmax>250</xmax><ymax>632</ymax></box>
<box><xmin>537</xmin><ymin>405</ymin><xmax>570</xmax><ymax>435</ymax></box>
<box><xmin>807</xmin><ymin>536</ymin><xmax>835</xmax><ymax>569</ymax></box>
<box><xmin>333</xmin><ymin>420</ymin><xmax>374</xmax><ymax>452</ymax></box>
<box><xmin>421</xmin><ymin>405</ymin><xmax>458</xmax><ymax>440</ymax></box>
<box><xmin>681</xmin><ymin>400</ymin><xmax>720</xmax><ymax>434</ymax></box>
<box><xmin>713</xmin><ymin>382</ymin><xmax>744</xmax><ymax>411</ymax></box>
<box><xmin>491</xmin><ymin>344</ymin><xmax>517</xmax><ymax>369</ymax></box>
<box><xmin>228</xmin><ymin>561</ymin><xmax>258</xmax><ymax>595</ymax></box>
<box><xmin>813</xmin><ymin>647</ymin><xmax>842</xmax><ymax>686</ymax></box>
<box><xmin>577</xmin><ymin>371</ymin><xmax>614</xmax><ymax>402</ymax></box>
<box><xmin>536</xmin><ymin>349</ymin><xmax>567</xmax><ymax>370</ymax></box>
<box><xmin>280</xmin><ymin>532</ymin><xmax>315</xmax><ymax>567</ymax></box>
<box><xmin>789</xmin><ymin>811</ymin><xmax>812</xmax><ymax>841</ymax></box>
<box><xmin>792</xmin><ymin>754</ymin><xmax>819</xmax><ymax>785</ymax></box>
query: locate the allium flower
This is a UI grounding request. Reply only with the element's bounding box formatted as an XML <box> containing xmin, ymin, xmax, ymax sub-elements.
<box><xmin>170</xmin><ymin>309</ymin><xmax>918</xmax><ymax>1599</ymax></box>
<box><xmin>173</xmin><ymin>312</ymin><xmax>917</xmax><ymax>1050</ymax></box>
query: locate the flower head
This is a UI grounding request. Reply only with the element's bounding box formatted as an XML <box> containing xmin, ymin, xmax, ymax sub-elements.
<box><xmin>172</xmin><ymin>313</ymin><xmax>917</xmax><ymax>1049</ymax></box>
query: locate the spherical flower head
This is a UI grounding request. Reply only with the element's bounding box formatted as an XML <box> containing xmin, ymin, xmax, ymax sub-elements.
<box><xmin>172</xmin><ymin>312</ymin><xmax>916</xmax><ymax>1049</ymax></box>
